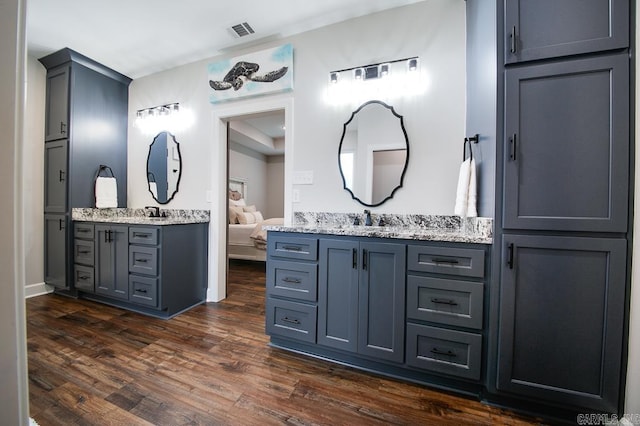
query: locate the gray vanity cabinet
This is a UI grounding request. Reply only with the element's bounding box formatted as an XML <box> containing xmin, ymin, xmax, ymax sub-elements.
<box><xmin>40</xmin><ymin>48</ymin><xmax>130</xmax><ymax>291</ymax></box>
<box><xmin>494</xmin><ymin>0</ymin><xmax>631</xmax><ymax>417</ymax></box>
<box><xmin>95</xmin><ymin>225</ymin><xmax>129</xmax><ymax>300</ymax></box>
<box><xmin>504</xmin><ymin>0</ymin><xmax>628</xmax><ymax>64</ymax></box>
<box><xmin>44</xmin><ymin>65</ymin><xmax>70</xmax><ymax>142</ymax></box>
<box><xmin>503</xmin><ymin>53</ymin><xmax>629</xmax><ymax>232</ymax></box>
<box><xmin>44</xmin><ymin>214</ymin><xmax>68</xmax><ymax>289</ymax></box>
<box><xmin>497</xmin><ymin>235</ymin><xmax>626</xmax><ymax>411</ymax></box>
<box><xmin>317</xmin><ymin>238</ymin><xmax>406</xmax><ymax>363</ymax></box>
<box><xmin>44</xmin><ymin>140</ymin><xmax>67</xmax><ymax>213</ymax></box>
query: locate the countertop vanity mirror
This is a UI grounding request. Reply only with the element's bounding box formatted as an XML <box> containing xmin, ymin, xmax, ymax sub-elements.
<box><xmin>338</xmin><ymin>100</ymin><xmax>409</xmax><ymax>207</ymax></box>
<box><xmin>147</xmin><ymin>131</ymin><xmax>182</xmax><ymax>204</ymax></box>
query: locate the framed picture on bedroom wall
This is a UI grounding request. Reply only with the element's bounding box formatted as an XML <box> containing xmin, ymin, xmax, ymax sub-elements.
<box><xmin>229</xmin><ymin>178</ymin><xmax>247</xmax><ymax>202</ymax></box>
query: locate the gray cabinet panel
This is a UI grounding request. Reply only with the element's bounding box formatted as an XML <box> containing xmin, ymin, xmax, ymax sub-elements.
<box><xmin>95</xmin><ymin>225</ymin><xmax>129</xmax><ymax>300</ymax></box>
<box><xmin>267</xmin><ymin>259</ymin><xmax>317</xmax><ymax>302</ymax></box>
<box><xmin>73</xmin><ymin>239</ymin><xmax>94</xmax><ymax>266</ymax></box>
<box><xmin>44</xmin><ymin>66</ymin><xmax>69</xmax><ymax>141</ymax></box>
<box><xmin>407</xmin><ymin>276</ymin><xmax>483</xmax><ymax>330</ymax></box>
<box><xmin>44</xmin><ymin>140</ymin><xmax>67</xmax><ymax>213</ymax></box>
<box><xmin>129</xmin><ymin>227</ymin><xmax>158</xmax><ymax>245</ymax></box>
<box><xmin>44</xmin><ymin>214</ymin><xmax>68</xmax><ymax>289</ymax></box>
<box><xmin>497</xmin><ymin>234</ymin><xmax>626</xmax><ymax>412</ymax></box>
<box><xmin>74</xmin><ymin>265</ymin><xmax>94</xmax><ymax>292</ymax></box>
<box><xmin>267</xmin><ymin>234</ymin><xmax>318</xmax><ymax>261</ymax></box>
<box><xmin>504</xmin><ymin>54</ymin><xmax>629</xmax><ymax>232</ymax></box>
<box><xmin>407</xmin><ymin>245</ymin><xmax>485</xmax><ymax>278</ymax></box>
<box><xmin>317</xmin><ymin>239</ymin><xmax>359</xmax><ymax>352</ymax></box>
<box><xmin>505</xmin><ymin>0</ymin><xmax>628</xmax><ymax>64</ymax></box>
<box><xmin>129</xmin><ymin>246</ymin><xmax>159</xmax><ymax>276</ymax></box>
<box><xmin>358</xmin><ymin>242</ymin><xmax>406</xmax><ymax>363</ymax></box>
<box><xmin>266</xmin><ymin>297</ymin><xmax>317</xmax><ymax>344</ymax></box>
<box><xmin>129</xmin><ymin>275</ymin><xmax>159</xmax><ymax>308</ymax></box>
<box><xmin>406</xmin><ymin>323</ymin><xmax>482</xmax><ymax>381</ymax></box>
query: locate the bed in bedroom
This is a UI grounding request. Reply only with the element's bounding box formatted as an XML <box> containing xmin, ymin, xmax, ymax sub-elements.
<box><xmin>227</xmin><ymin>179</ymin><xmax>283</xmax><ymax>261</ymax></box>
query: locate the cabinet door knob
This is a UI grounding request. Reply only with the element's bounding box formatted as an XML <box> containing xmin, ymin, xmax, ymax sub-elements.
<box><xmin>59</xmin><ymin>170</ymin><xmax>65</xmax><ymax>182</ymax></box>
<box><xmin>510</xmin><ymin>25</ymin><xmax>517</xmax><ymax>54</ymax></box>
<box><xmin>60</xmin><ymin>121</ymin><xmax>66</xmax><ymax>134</ymax></box>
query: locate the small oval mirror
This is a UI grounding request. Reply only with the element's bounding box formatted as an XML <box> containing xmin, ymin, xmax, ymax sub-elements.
<box><xmin>338</xmin><ymin>100</ymin><xmax>409</xmax><ymax>207</ymax></box>
<box><xmin>147</xmin><ymin>131</ymin><xmax>182</xmax><ymax>204</ymax></box>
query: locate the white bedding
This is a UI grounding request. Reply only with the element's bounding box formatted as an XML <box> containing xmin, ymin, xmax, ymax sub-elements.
<box><xmin>228</xmin><ymin>223</ymin><xmax>256</xmax><ymax>246</ymax></box>
<box><xmin>228</xmin><ymin>218</ymin><xmax>284</xmax><ymax>261</ymax></box>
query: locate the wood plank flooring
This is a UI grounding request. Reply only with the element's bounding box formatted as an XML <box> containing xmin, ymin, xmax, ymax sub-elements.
<box><xmin>28</xmin><ymin>260</ymin><xmax>544</xmax><ymax>425</ymax></box>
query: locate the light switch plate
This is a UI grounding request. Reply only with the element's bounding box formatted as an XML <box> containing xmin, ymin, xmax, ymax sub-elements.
<box><xmin>293</xmin><ymin>171</ymin><xmax>314</xmax><ymax>185</ymax></box>
<box><xmin>292</xmin><ymin>189</ymin><xmax>300</xmax><ymax>203</ymax></box>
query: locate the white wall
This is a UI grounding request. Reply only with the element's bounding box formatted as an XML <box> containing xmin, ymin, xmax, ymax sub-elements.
<box><xmin>266</xmin><ymin>155</ymin><xmax>285</xmax><ymax>218</ymax></box>
<box><xmin>0</xmin><ymin>0</ymin><xmax>29</xmax><ymax>421</ymax></box>
<box><xmin>127</xmin><ymin>1</ymin><xmax>466</xmax><ymax>216</ymax></box>
<box><xmin>228</xmin><ymin>142</ymin><xmax>268</xmax><ymax>212</ymax></box>
<box><xmin>24</xmin><ymin>55</ymin><xmax>45</xmax><ymax>293</ymax></box>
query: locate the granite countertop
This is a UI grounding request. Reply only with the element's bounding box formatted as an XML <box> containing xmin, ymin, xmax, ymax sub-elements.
<box><xmin>265</xmin><ymin>213</ymin><xmax>493</xmax><ymax>245</ymax></box>
<box><xmin>72</xmin><ymin>208</ymin><xmax>210</xmax><ymax>226</ymax></box>
<box><xmin>264</xmin><ymin>225</ymin><xmax>491</xmax><ymax>244</ymax></box>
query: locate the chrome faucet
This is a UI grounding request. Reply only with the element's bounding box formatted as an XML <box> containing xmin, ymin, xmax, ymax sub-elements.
<box><xmin>364</xmin><ymin>209</ymin><xmax>373</xmax><ymax>226</ymax></box>
<box><xmin>145</xmin><ymin>206</ymin><xmax>160</xmax><ymax>217</ymax></box>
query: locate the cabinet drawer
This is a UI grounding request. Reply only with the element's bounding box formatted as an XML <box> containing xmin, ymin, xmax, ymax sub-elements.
<box><xmin>74</xmin><ymin>223</ymin><xmax>94</xmax><ymax>239</ymax></box>
<box><xmin>267</xmin><ymin>260</ymin><xmax>318</xmax><ymax>302</ymax></box>
<box><xmin>407</xmin><ymin>245</ymin><xmax>484</xmax><ymax>278</ymax></box>
<box><xmin>268</xmin><ymin>234</ymin><xmax>318</xmax><ymax>261</ymax></box>
<box><xmin>74</xmin><ymin>265</ymin><xmax>94</xmax><ymax>292</ymax></box>
<box><xmin>266</xmin><ymin>297</ymin><xmax>317</xmax><ymax>343</ymax></box>
<box><xmin>74</xmin><ymin>239</ymin><xmax>94</xmax><ymax>266</ymax></box>
<box><xmin>407</xmin><ymin>276</ymin><xmax>483</xmax><ymax>330</ymax></box>
<box><xmin>406</xmin><ymin>323</ymin><xmax>482</xmax><ymax>381</ymax></box>
<box><xmin>129</xmin><ymin>227</ymin><xmax>159</xmax><ymax>245</ymax></box>
<box><xmin>129</xmin><ymin>246</ymin><xmax>159</xmax><ymax>276</ymax></box>
<box><xmin>129</xmin><ymin>275</ymin><xmax>159</xmax><ymax>308</ymax></box>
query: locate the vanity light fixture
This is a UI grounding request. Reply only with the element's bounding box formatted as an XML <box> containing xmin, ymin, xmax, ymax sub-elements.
<box><xmin>408</xmin><ymin>58</ymin><xmax>418</xmax><ymax>72</ymax></box>
<box><xmin>329</xmin><ymin>56</ymin><xmax>418</xmax><ymax>83</ymax></box>
<box><xmin>135</xmin><ymin>102</ymin><xmax>193</xmax><ymax>135</ymax></box>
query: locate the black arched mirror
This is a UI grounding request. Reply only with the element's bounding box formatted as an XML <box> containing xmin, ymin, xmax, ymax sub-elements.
<box><xmin>338</xmin><ymin>100</ymin><xmax>409</xmax><ymax>207</ymax></box>
<box><xmin>147</xmin><ymin>131</ymin><xmax>182</xmax><ymax>204</ymax></box>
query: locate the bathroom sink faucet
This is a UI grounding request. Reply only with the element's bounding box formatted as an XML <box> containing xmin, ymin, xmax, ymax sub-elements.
<box><xmin>364</xmin><ymin>209</ymin><xmax>373</xmax><ymax>226</ymax></box>
<box><xmin>145</xmin><ymin>206</ymin><xmax>160</xmax><ymax>217</ymax></box>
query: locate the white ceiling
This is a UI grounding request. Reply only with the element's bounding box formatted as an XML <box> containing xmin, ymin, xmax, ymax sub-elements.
<box><xmin>26</xmin><ymin>0</ymin><xmax>426</xmax><ymax>80</ymax></box>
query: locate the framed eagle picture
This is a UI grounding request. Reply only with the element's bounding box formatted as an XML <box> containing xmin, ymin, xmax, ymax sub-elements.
<box><xmin>207</xmin><ymin>44</ymin><xmax>293</xmax><ymax>103</ymax></box>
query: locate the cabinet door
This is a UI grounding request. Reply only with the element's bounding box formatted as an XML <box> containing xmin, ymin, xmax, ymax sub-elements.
<box><xmin>504</xmin><ymin>54</ymin><xmax>629</xmax><ymax>232</ymax></box>
<box><xmin>44</xmin><ymin>65</ymin><xmax>70</xmax><ymax>141</ymax></box>
<box><xmin>95</xmin><ymin>225</ymin><xmax>129</xmax><ymax>300</ymax></box>
<box><xmin>44</xmin><ymin>140</ymin><xmax>67</xmax><ymax>213</ymax></box>
<box><xmin>358</xmin><ymin>242</ymin><xmax>406</xmax><ymax>363</ymax></box>
<box><xmin>497</xmin><ymin>234</ymin><xmax>626</xmax><ymax>412</ymax></box>
<box><xmin>505</xmin><ymin>0</ymin><xmax>628</xmax><ymax>64</ymax></box>
<box><xmin>44</xmin><ymin>214</ymin><xmax>68</xmax><ymax>289</ymax></box>
<box><xmin>318</xmin><ymin>239</ymin><xmax>359</xmax><ymax>352</ymax></box>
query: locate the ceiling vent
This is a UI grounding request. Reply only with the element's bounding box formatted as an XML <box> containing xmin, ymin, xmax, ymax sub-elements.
<box><xmin>229</xmin><ymin>22</ymin><xmax>255</xmax><ymax>38</ymax></box>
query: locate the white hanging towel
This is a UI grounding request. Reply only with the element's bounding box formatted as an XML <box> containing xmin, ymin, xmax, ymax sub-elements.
<box><xmin>149</xmin><ymin>182</ymin><xmax>158</xmax><ymax>199</ymax></box>
<box><xmin>454</xmin><ymin>158</ymin><xmax>478</xmax><ymax>217</ymax></box>
<box><xmin>95</xmin><ymin>176</ymin><xmax>118</xmax><ymax>208</ymax></box>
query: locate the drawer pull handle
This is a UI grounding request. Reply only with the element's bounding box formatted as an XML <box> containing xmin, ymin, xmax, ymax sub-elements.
<box><xmin>432</xmin><ymin>258</ymin><xmax>459</xmax><ymax>265</ymax></box>
<box><xmin>78</xmin><ymin>275</ymin><xmax>90</xmax><ymax>280</ymax></box>
<box><xmin>137</xmin><ymin>258</ymin><xmax>149</xmax><ymax>263</ymax></box>
<box><xmin>431</xmin><ymin>348</ymin><xmax>457</xmax><ymax>357</ymax></box>
<box><xmin>281</xmin><ymin>317</ymin><xmax>301</xmax><ymax>325</ymax></box>
<box><xmin>77</xmin><ymin>250</ymin><xmax>90</xmax><ymax>254</ymax></box>
<box><xmin>133</xmin><ymin>233</ymin><xmax>151</xmax><ymax>239</ymax></box>
<box><xmin>430</xmin><ymin>298</ymin><xmax>458</xmax><ymax>306</ymax></box>
<box><xmin>282</xmin><ymin>245</ymin><xmax>302</xmax><ymax>251</ymax></box>
<box><xmin>282</xmin><ymin>277</ymin><xmax>301</xmax><ymax>284</ymax></box>
<box><xmin>77</xmin><ymin>229</ymin><xmax>90</xmax><ymax>233</ymax></box>
<box><xmin>135</xmin><ymin>289</ymin><xmax>148</xmax><ymax>294</ymax></box>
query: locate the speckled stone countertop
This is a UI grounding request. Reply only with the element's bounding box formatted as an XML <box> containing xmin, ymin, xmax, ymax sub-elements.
<box><xmin>72</xmin><ymin>208</ymin><xmax>210</xmax><ymax>226</ymax></box>
<box><xmin>265</xmin><ymin>212</ymin><xmax>493</xmax><ymax>244</ymax></box>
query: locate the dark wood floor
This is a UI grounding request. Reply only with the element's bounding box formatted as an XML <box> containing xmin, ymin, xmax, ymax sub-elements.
<box><xmin>27</xmin><ymin>260</ymin><xmax>543</xmax><ymax>425</ymax></box>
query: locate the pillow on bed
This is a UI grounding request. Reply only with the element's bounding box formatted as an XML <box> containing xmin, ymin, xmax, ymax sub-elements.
<box><xmin>243</xmin><ymin>205</ymin><xmax>256</xmax><ymax>212</ymax></box>
<box><xmin>237</xmin><ymin>211</ymin><xmax>264</xmax><ymax>224</ymax></box>
<box><xmin>229</xmin><ymin>206</ymin><xmax>244</xmax><ymax>224</ymax></box>
<box><xmin>229</xmin><ymin>198</ymin><xmax>246</xmax><ymax>207</ymax></box>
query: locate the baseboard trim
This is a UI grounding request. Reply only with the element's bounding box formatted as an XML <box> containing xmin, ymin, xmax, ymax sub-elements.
<box><xmin>25</xmin><ymin>282</ymin><xmax>54</xmax><ymax>298</ymax></box>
